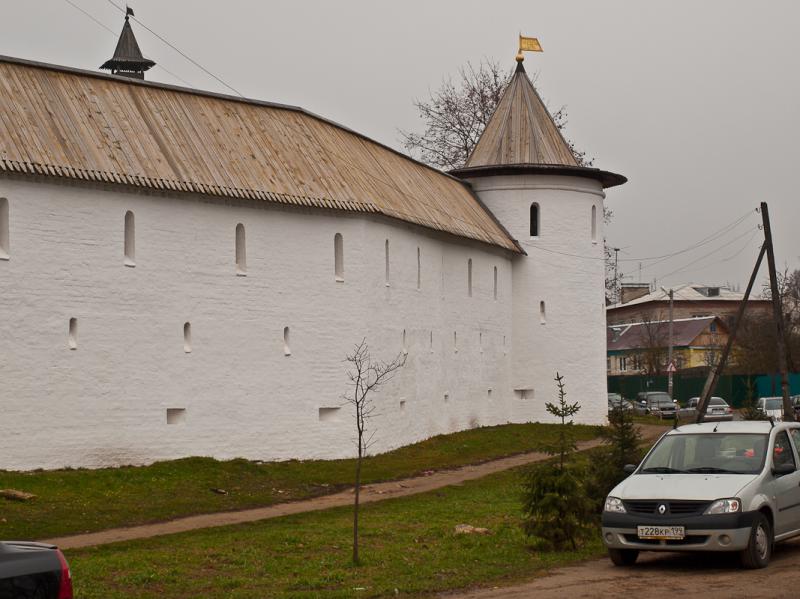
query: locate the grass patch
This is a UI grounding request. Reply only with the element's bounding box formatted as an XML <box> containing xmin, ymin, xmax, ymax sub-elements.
<box><xmin>632</xmin><ymin>413</ymin><xmax>675</xmax><ymax>426</ymax></box>
<box><xmin>66</xmin><ymin>452</ymin><xmax>607</xmax><ymax>599</ymax></box>
<box><xmin>0</xmin><ymin>422</ymin><xmax>601</xmax><ymax>540</ymax></box>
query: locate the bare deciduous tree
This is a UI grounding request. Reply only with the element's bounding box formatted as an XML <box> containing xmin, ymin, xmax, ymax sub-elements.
<box><xmin>734</xmin><ymin>269</ymin><xmax>800</xmax><ymax>374</ymax></box>
<box><xmin>633</xmin><ymin>313</ymin><xmax>669</xmax><ymax>376</ymax></box>
<box><xmin>343</xmin><ymin>339</ymin><xmax>406</xmax><ymax>565</ymax></box>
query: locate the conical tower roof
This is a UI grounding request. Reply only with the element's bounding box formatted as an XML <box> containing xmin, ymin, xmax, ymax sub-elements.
<box><xmin>466</xmin><ymin>61</ymin><xmax>578</xmax><ymax>168</ymax></box>
<box><xmin>100</xmin><ymin>15</ymin><xmax>155</xmax><ymax>78</ymax></box>
<box><xmin>452</xmin><ymin>60</ymin><xmax>625</xmax><ymax>188</ymax></box>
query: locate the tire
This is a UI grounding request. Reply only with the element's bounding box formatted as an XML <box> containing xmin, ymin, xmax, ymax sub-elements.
<box><xmin>608</xmin><ymin>548</ymin><xmax>639</xmax><ymax>566</ymax></box>
<box><xmin>740</xmin><ymin>512</ymin><xmax>772</xmax><ymax>569</ymax></box>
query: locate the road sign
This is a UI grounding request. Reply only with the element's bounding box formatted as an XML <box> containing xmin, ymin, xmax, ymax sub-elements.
<box><xmin>666</xmin><ymin>362</ymin><xmax>677</xmax><ymax>373</ymax></box>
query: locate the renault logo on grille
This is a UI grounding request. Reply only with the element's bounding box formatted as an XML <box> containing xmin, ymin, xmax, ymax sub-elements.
<box><xmin>658</xmin><ymin>504</ymin><xmax>667</xmax><ymax>515</ymax></box>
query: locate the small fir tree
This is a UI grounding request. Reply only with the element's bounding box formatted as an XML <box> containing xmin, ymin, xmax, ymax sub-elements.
<box><xmin>521</xmin><ymin>373</ymin><xmax>593</xmax><ymax>550</ymax></box>
<box><xmin>586</xmin><ymin>405</ymin><xmax>642</xmax><ymax>513</ymax></box>
<box><xmin>740</xmin><ymin>378</ymin><xmax>769</xmax><ymax>421</ymax></box>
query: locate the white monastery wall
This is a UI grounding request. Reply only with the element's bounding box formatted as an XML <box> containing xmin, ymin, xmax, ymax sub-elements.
<box><xmin>468</xmin><ymin>174</ymin><xmax>609</xmax><ymax>426</ymax></box>
<box><xmin>0</xmin><ymin>177</ymin><xmax>522</xmax><ymax>470</ymax></box>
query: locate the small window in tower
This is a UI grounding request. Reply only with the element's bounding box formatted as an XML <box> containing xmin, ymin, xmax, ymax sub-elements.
<box><xmin>591</xmin><ymin>205</ymin><xmax>597</xmax><ymax>243</ymax></box>
<box><xmin>124</xmin><ymin>210</ymin><xmax>135</xmax><ymax>266</ymax></box>
<box><xmin>183</xmin><ymin>322</ymin><xmax>192</xmax><ymax>353</ymax></box>
<box><xmin>479</xmin><ymin>331</ymin><xmax>483</xmax><ymax>353</ymax></box>
<box><xmin>284</xmin><ymin>326</ymin><xmax>291</xmax><ymax>356</ymax></box>
<box><xmin>235</xmin><ymin>223</ymin><xmax>246</xmax><ymax>275</ymax></box>
<box><xmin>385</xmin><ymin>239</ymin><xmax>390</xmax><ymax>286</ymax></box>
<box><xmin>68</xmin><ymin>318</ymin><xmax>78</xmax><ymax>350</ymax></box>
<box><xmin>454</xmin><ymin>331</ymin><xmax>458</xmax><ymax>353</ymax></box>
<box><xmin>0</xmin><ymin>198</ymin><xmax>9</xmax><ymax>260</ymax></box>
<box><xmin>493</xmin><ymin>266</ymin><xmax>498</xmax><ymax>300</ymax></box>
<box><xmin>530</xmin><ymin>203</ymin><xmax>540</xmax><ymax>237</ymax></box>
<box><xmin>467</xmin><ymin>258</ymin><xmax>473</xmax><ymax>297</ymax></box>
<box><xmin>402</xmin><ymin>329</ymin><xmax>408</xmax><ymax>354</ymax></box>
<box><xmin>417</xmin><ymin>247</ymin><xmax>421</xmax><ymax>290</ymax></box>
<box><xmin>540</xmin><ymin>300</ymin><xmax>546</xmax><ymax>324</ymax></box>
<box><xmin>430</xmin><ymin>330</ymin><xmax>434</xmax><ymax>352</ymax></box>
<box><xmin>334</xmin><ymin>233</ymin><xmax>344</xmax><ymax>281</ymax></box>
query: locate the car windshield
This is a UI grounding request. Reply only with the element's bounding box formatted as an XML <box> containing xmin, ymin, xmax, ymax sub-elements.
<box><xmin>761</xmin><ymin>399</ymin><xmax>782</xmax><ymax>410</ymax></box>
<box><xmin>639</xmin><ymin>433</ymin><xmax>768</xmax><ymax>475</ymax></box>
<box><xmin>654</xmin><ymin>397</ymin><xmax>674</xmax><ymax>408</ymax></box>
<box><xmin>709</xmin><ymin>398</ymin><xmax>726</xmax><ymax>406</ymax></box>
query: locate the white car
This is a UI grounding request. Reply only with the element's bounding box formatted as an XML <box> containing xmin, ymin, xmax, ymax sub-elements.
<box><xmin>757</xmin><ymin>397</ymin><xmax>785</xmax><ymax>421</ymax></box>
<box><xmin>602</xmin><ymin>420</ymin><xmax>800</xmax><ymax>568</ymax></box>
<box><xmin>687</xmin><ymin>396</ymin><xmax>734</xmax><ymax>422</ymax></box>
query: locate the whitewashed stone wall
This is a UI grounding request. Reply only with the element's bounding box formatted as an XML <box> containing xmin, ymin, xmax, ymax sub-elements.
<box><xmin>0</xmin><ymin>177</ymin><xmax>520</xmax><ymax>470</ymax></box>
<box><xmin>467</xmin><ymin>174</ymin><xmax>609</xmax><ymax>426</ymax></box>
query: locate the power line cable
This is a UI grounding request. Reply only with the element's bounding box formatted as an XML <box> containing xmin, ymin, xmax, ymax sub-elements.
<box><xmin>105</xmin><ymin>0</ymin><xmax>244</xmax><ymax>97</ymax></box>
<box><xmin>653</xmin><ymin>227</ymin><xmax>760</xmax><ymax>282</ymax></box>
<box><xmin>623</xmin><ymin>211</ymin><xmax>754</xmax><ymax>269</ymax></box>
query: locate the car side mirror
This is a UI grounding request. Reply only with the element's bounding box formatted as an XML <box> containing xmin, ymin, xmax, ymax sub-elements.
<box><xmin>623</xmin><ymin>464</ymin><xmax>637</xmax><ymax>474</ymax></box>
<box><xmin>772</xmin><ymin>462</ymin><xmax>796</xmax><ymax>476</ymax></box>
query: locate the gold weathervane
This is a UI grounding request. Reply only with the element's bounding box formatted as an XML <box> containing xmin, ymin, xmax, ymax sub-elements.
<box><xmin>516</xmin><ymin>35</ymin><xmax>543</xmax><ymax>62</ymax></box>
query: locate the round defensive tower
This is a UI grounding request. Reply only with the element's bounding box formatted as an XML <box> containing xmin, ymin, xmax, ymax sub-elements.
<box><xmin>451</xmin><ymin>56</ymin><xmax>626</xmax><ymax>425</ymax></box>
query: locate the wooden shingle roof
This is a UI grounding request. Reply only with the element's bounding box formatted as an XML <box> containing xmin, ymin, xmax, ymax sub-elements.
<box><xmin>0</xmin><ymin>56</ymin><xmax>521</xmax><ymax>253</ymax></box>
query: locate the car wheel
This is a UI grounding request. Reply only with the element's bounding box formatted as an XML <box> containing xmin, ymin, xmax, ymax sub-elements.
<box><xmin>740</xmin><ymin>512</ymin><xmax>772</xmax><ymax>569</ymax></box>
<box><xmin>608</xmin><ymin>548</ymin><xmax>639</xmax><ymax>566</ymax></box>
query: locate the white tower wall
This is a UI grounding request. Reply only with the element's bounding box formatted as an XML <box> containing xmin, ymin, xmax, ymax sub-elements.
<box><xmin>468</xmin><ymin>174</ymin><xmax>608</xmax><ymax>425</ymax></box>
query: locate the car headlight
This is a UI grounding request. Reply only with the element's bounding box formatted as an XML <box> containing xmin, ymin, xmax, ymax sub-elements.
<box><xmin>705</xmin><ymin>498</ymin><xmax>741</xmax><ymax>514</ymax></box>
<box><xmin>604</xmin><ymin>496</ymin><xmax>627</xmax><ymax>513</ymax></box>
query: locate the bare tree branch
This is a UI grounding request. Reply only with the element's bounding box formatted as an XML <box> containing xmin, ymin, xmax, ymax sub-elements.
<box><xmin>343</xmin><ymin>338</ymin><xmax>407</xmax><ymax>565</ymax></box>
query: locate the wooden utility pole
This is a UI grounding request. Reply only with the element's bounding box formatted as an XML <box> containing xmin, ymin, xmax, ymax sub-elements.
<box><xmin>667</xmin><ymin>288</ymin><xmax>675</xmax><ymax>399</ymax></box>
<box><xmin>761</xmin><ymin>202</ymin><xmax>794</xmax><ymax>421</ymax></box>
<box><xmin>695</xmin><ymin>244</ymin><xmax>766</xmax><ymax>422</ymax></box>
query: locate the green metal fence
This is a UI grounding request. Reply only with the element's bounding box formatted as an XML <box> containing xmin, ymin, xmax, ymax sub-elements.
<box><xmin>608</xmin><ymin>372</ymin><xmax>800</xmax><ymax>407</ymax></box>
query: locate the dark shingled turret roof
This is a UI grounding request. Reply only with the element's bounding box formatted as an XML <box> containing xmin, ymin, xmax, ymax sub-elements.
<box><xmin>451</xmin><ymin>60</ymin><xmax>626</xmax><ymax>188</ymax></box>
<box><xmin>100</xmin><ymin>15</ymin><xmax>155</xmax><ymax>78</ymax></box>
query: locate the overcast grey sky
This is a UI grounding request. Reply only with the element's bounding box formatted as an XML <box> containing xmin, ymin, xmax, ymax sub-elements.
<box><xmin>2</xmin><ymin>0</ymin><xmax>798</xmax><ymax>291</ymax></box>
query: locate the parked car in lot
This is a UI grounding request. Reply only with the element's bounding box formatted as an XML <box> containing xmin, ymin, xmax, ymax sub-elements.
<box><xmin>602</xmin><ymin>420</ymin><xmax>800</xmax><ymax>569</ymax></box>
<box><xmin>0</xmin><ymin>541</ymin><xmax>72</xmax><ymax>598</ymax></box>
<box><xmin>686</xmin><ymin>396</ymin><xmax>734</xmax><ymax>422</ymax></box>
<box><xmin>757</xmin><ymin>397</ymin><xmax>785</xmax><ymax>421</ymax></box>
<box><xmin>634</xmin><ymin>391</ymin><xmax>677</xmax><ymax>419</ymax></box>
<box><xmin>608</xmin><ymin>393</ymin><xmax>633</xmax><ymax>412</ymax></box>
<box><xmin>792</xmin><ymin>396</ymin><xmax>800</xmax><ymax>420</ymax></box>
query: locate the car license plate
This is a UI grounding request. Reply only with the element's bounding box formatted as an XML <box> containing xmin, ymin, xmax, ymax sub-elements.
<box><xmin>637</xmin><ymin>525</ymin><xmax>685</xmax><ymax>540</ymax></box>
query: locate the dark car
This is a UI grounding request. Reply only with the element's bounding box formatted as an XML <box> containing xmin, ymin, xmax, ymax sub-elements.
<box><xmin>608</xmin><ymin>393</ymin><xmax>633</xmax><ymax>413</ymax></box>
<box><xmin>0</xmin><ymin>542</ymin><xmax>73</xmax><ymax>598</ymax></box>
<box><xmin>635</xmin><ymin>391</ymin><xmax>677</xmax><ymax>419</ymax></box>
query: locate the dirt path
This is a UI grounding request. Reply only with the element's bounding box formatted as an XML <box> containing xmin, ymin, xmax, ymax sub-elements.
<box><xmin>44</xmin><ymin>425</ymin><xmax>668</xmax><ymax>550</ymax></box>
<box><xmin>452</xmin><ymin>537</ymin><xmax>800</xmax><ymax>599</ymax></box>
